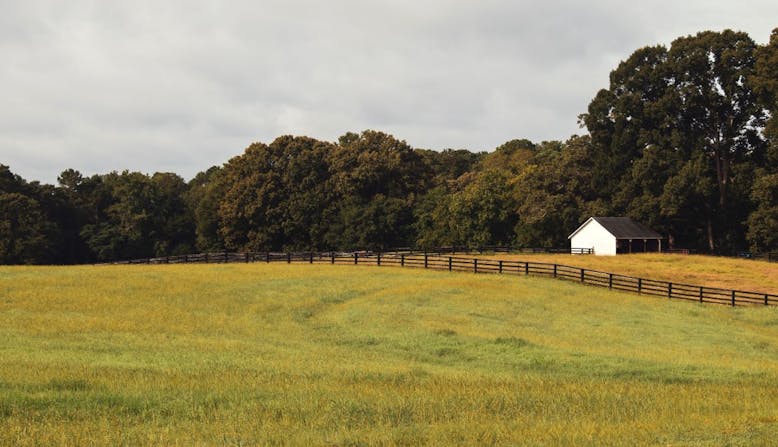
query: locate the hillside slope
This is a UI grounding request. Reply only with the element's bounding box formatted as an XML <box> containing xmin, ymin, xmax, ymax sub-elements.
<box><xmin>1</xmin><ymin>264</ymin><xmax>777</xmax><ymax>446</ymax></box>
<box><xmin>483</xmin><ymin>253</ymin><xmax>778</xmax><ymax>293</ymax></box>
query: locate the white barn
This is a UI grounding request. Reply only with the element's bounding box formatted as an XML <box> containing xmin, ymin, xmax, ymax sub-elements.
<box><xmin>568</xmin><ymin>217</ymin><xmax>663</xmax><ymax>256</ymax></box>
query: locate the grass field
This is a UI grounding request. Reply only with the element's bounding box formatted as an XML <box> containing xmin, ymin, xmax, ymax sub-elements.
<box><xmin>480</xmin><ymin>253</ymin><xmax>778</xmax><ymax>294</ymax></box>
<box><xmin>1</xmin><ymin>263</ymin><xmax>778</xmax><ymax>446</ymax></box>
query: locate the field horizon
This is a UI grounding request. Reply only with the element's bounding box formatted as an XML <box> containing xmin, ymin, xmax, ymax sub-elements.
<box><xmin>2</xmin><ymin>263</ymin><xmax>777</xmax><ymax>445</ymax></box>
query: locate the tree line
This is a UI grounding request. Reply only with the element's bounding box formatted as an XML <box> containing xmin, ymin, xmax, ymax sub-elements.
<box><xmin>2</xmin><ymin>29</ymin><xmax>777</xmax><ymax>264</ymax></box>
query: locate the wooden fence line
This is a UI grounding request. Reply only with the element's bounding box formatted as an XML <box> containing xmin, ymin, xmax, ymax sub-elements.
<box><xmin>105</xmin><ymin>250</ymin><xmax>777</xmax><ymax>307</ymax></box>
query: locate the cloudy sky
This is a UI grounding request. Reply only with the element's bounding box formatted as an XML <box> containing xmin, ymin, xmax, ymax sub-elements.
<box><xmin>2</xmin><ymin>0</ymin><xmax>777</xmax><ymax>184</ymax></box>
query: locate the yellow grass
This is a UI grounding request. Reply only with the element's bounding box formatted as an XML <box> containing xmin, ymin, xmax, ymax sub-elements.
<box><xmin>1</xmin><ymin>263</ymin><xmax>777</xmax><ymax>445</ymax></box>
<box><xmin>479</xmin><ymin>253</ymin><xmax>778</xmax><ymax>294</ymax></box>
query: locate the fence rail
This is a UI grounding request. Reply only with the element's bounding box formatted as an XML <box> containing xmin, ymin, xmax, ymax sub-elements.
<box><xmin>105</xmin><ymin>250</ymin><xmax>777</xmax><ymax>307</ymax></box>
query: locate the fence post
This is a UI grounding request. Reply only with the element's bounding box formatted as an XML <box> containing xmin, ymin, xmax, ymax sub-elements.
<box><xmin>766</xmin><ymin>294</ymin><xmax>769</xmax><ymax>306</ymax></box>
<box><xmin>525</xmin><ymin>262</ymin><xmax>529</xmax><ymax>276</ymax></box>
<box><xmin>266</xmin><ymin>252</ymin><xmax>270</xmax><ymax>263</ymax></box>
<box><xmin>224</xmin><ymin>251</ymin><xmax>228</xmax><ymax>263</ymax></box>
<box><xmin>184</xmin><ymin>254</ymin><xmax>188</xmax><ymax>263</ymax></box>
<box><xmin>553</xmin><ymin>264</ymin><xmax>557</xmax><ymax>278</ymax></box>
<box><xmin>165</xmin><ymin>256</ymin><xmax>170</xmax><ymax>264</ymax></box>
<box><xmin>499</xmin><ymin>260</ymin><xmax>503</xmax><ymax>274</ymax></box>
<box><xmin>668</xmin><ymin>283</ymin><xmax>672</xmax><ymax>299</ymax></box>
<box><xmin>377</xmin><ymin>252</ymin><xmax>381</xmax><ymax>266</ymax></box>
<box><xmin>699</xmin><ymin>286</ymin><xmax>704</xmax><ymax>303</ymax></box>
<box><xmin>731</xmin><ymin>290</ymin><xmax>736</xmax><ymax>307</ymax></box>
<box><xmin>245</xmin><ymin>252</ymin><xmax>249</xmax><ymax>263</ymax></box>
<box><xmin>608</xmin><ymin>273</ymin><xmax>613</xmax><ymax>289</ymax></box>
<box><xmin>424</xmin><ymin>254</ymin><xmax>428</xmax><ymax>269</ymax></box>
<box><xmin>474</xmin><ymin>258</ymin><xmax>478</xmax><ymax>273</ymax></box>
<box><xmin>286</xmin><ymin>253</ymin><xmax>290</xmax><ymax>264</ymax></box>
<box><xmin>448</xmin><ymin>257</ymin><xmax>452</xmax><ymax>271</ymax></box>
<box><xmin>638</xmin><ymin>278</ymin><xmax>642</xmax><ymax>294</ymax></box>
<box><xmin>309</xmin><ymin>252</ymin><xmax>314</xmax><ymax>264</ymax></box>
<box><xmin>331</xmin><ymin>252</ymin><xmax>335</xmax><ymax>264</ymax></box>
<box><xmin>205</xmin><ymin>253</ymin><xmax>209</xmax><ymax>263</ymax></box>
<box><xmin>401</xmin><ymin>254</ymin><xmax>405</xmax><ymax>267</ymax></box>
<box><xmin>580</xmin><ymin>268</ymin><xmax>584</xmax><ymax>283</ymax></box>
<box><xmin>354</xmin><ymin>253</ymin><xmax>358</xmax><ymax>265</ymax></box>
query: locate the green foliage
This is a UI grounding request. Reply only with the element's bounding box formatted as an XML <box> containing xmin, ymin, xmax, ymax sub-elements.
<box><xmin>478</xmin><ymin>139</ymin><xmax>535</xmax><ymax>174</ymax></box>
<box><xmin>185</xmin><ymin>166</ymin><xmax>226</xmax><ymax>252</ymax></box>
<box><xmin>747</xmin><ymin>173</ymin><xmax>778</xmax><ymax>252</ymax></box>
<box><xmin>581</xmin><ymin>29</ymin><xmax>770</xmax><ymax>252</ymax></box>
<box><xmin>325</xmin><ymin>130</ymin><xmax>426</xmax><ymax>249</ymax></box>
<box><xmin>448</xmin><ymin>170</ymin><xmax>517</xmax><ymax>246</ymax></box>
<box><xmin>514</xmin><ymin>136</ymin><xmax>603</xmax><ymax>247</ymax></box>
<box><xmin>75</xmin><ymin>171</ymin><xmax>195</xmax><ymax>261</ymax></box>
<box><xmin>215</xmin><ymin>135</ymin><xmax>335</xmax><ymax>251</ymax></box>
<box><xmin>0</xmin><ymin>193</ymin><xmax>49</xmax><ymax>264</ymax></box>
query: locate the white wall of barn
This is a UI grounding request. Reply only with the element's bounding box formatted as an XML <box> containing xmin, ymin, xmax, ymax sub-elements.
<box><xmin>570</xmin><ymin>220</ymin><xmax>617</xmax><ymax>255</ymax></box>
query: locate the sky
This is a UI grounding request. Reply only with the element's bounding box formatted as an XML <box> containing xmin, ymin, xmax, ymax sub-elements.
<box><xmin>2</xmin><ymin>0</ymin><xmax>777</xmax><ymax>184</ymax></box>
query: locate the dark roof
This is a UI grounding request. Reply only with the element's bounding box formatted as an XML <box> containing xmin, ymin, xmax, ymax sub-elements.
<box><xmin>591</xmin><ymin>217</ymin><xmax>662</xmax><ymax>239</ymax></box>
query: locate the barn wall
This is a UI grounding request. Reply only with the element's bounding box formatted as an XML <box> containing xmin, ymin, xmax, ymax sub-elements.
<box><xmin>570</xmin><ymin>220</ymin><xmax>616</xmax><ymax>255</ymax></box>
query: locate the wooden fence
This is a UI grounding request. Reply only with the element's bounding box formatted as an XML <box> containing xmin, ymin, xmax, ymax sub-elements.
<box><xmin>107</xmin><ymin>250</ymin><xmax>777</xmax><ymax>307</ymax></box>
<box><xmin>370</xmin><ymin>246</ymin><xmax>591</xmax><ymax>255</ymax></box>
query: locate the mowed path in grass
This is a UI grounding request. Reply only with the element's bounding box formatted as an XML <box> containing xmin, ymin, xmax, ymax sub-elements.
<box><xmin>481</xmin><ymin>253</ymin><xmax>778</xmax><ymax>294</ymax></box>
<box><xmin>1</xmin><ymin>264</ymin><xmax>777</xmax><ymax>446</ymax></box>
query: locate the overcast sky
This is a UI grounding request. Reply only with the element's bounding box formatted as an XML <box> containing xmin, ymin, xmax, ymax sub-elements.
<box><xmin>2</xmin><ymin>0</ymin><xmax>777</xmax><ymax>184</ymax></box>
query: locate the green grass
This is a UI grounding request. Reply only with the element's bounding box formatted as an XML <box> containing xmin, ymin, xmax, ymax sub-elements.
<box><xmin>1</xmin><ymin>263</ymin><xmax>778</xmax><ymax>446</ymax></box>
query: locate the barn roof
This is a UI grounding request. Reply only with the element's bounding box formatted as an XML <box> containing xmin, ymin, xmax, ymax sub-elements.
<box><xmin>568</xmin><ymin>217</ymin><xmax>663</xmax><ymax>240</ymax></box>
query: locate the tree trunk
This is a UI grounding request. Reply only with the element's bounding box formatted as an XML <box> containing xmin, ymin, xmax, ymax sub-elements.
<box><xmin>714</xmin><ymin>146</ymin><xmax>729</xmax><ymax>210</ymax></box>
<box><xmin>706</xmin><ymin>209</ymin><xmax>715</xmax><ymax>252</ymax></box>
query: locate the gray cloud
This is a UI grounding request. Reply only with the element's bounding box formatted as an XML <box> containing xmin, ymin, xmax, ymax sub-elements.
<box><xmin>1</xmin><ymin>0</ymin><xmax>776</xmax><ymax>183</ymax></box>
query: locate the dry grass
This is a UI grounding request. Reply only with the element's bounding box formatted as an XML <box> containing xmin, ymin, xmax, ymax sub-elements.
<box><xmin>1</xmin><ymin>263</ymin><xmax>777</xmax><ymax>446</ymax></box>
<box><xmin>478</xmin><ymin>253</ymin><xmax>778</xmax><ymax>294</ymax></box>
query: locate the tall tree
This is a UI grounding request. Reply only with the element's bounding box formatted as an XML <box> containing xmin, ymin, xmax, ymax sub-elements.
<box><xmin>186</xmin><ymin>166</ymin><xmax>226</xmax><ymax>252</ymax></box>
<box><xmin>581</xmin><ymin>30</ymin><xmax>768</xmax><ymax>252</ymax></box>
<box><xmin>217</xmin><ymin>136</ymin><xmax>335</xmax><ymax>251</ymax></box>
<box><xmin>746</xmin><ymin>28</ymin><xmax>778</xmax><ymax>251</ymax></box>
<box><xmin>0</xmin><ymin>193</ymin><xmax>49</xmax><ymax>264</ymax></box>
<box><xmin>325</xmin><ymin>130</ymin><xmax>429</xmax><ymax>249</ymax></box>
<box><xmin>513</xmin><ymin>136</ymin><xmax>605</xmax><ymax>247</ymax></box>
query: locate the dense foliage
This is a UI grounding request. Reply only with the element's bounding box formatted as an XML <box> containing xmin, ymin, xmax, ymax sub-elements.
<box><xmin>2</xmin><ymin>29</ymin><xmax>777</xmax><ymax>264</ymax></box>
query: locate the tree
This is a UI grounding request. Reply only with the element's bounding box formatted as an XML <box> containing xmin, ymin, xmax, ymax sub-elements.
<box><xmin>746</xmin><ymin>173</ymin><xmax>778</xmax><ymax>252</ymax></box>
<box><xmin>216</xmin><ymin>136</ymin><xmax>335</xmax><ymax>251</ymax></box>
<box><xmin>581</xmin><ymin>45</ymin><xmax>673</xmax><ymax>199</ymax></box>
<box><xmin>449</xmin><ymin>170</ymin><xmax>517</xmax><ymax>246</ymax></box>
<box><xmin>0</xmin><ymin>193</ymin><xmax>49</xmax><ymax>264</ymax></box>
<box><xmin>77</xmin><ymin>171</ymin><xmax>195</xmax><ymax>261</ymax></box>
<box><xmin>186</xmin><ymin>166</ymin><xmax>227</xmax><ymax>252</ymax></box>
<box><xmin>324</xmin><ymin>130</ymin><xmax>429</xmax><ymax>249</ymax></box>
<box><xmin>415</xmin><ymin>148</ymin><xmax>483</xmax><ymax>186</ymax></box>
<box><xmin>513</xmin><ymin>136</ymin><xmax>604</xmax><ymax>247</ymax></box>
<box><xmin>743</xmin><ymin>28</ymin><xmax>778</xmax><ymax>253</ymax></box>
<box><xmin>478</xmin><ymin>139</ymin><xmax>536</xmax><ymax>175</ymax></box>
<box><xmin>752</xmin><ymin>28</ymin><xmax>778</xmax><ymax>166</ymax></box>
<box><xmin>581</xmin><ymin>30</ymin><xmax>768</xmax><ymax>252</ymax></box>
<box><xmin>149</xmin><ymin>172</ymin><xmax>195</xmax><ymax>255</ymax></box>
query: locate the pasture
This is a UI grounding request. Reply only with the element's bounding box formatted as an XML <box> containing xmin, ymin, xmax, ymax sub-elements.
<box><xmin>1</xmin><ymin>263</ymin><xmax>778</xmax><ymax>446</ymax></box>
<box><xmin>482</xmin><ymin>252</ymin><xmax>778</xmax><ymax>294</ymax></box>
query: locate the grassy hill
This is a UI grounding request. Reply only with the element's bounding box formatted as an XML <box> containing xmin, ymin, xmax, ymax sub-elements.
<box><xmin>1</xmin><ymin>263</ymin><xmax>777</xmax><ymax>446</ymax></box>
<box><xmin>482</xmin><ymin>253</ymin><xmax>778</xmax><ymax>294</ymax></box>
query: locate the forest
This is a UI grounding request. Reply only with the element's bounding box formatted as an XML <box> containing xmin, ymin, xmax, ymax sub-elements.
<box><xmin>2</xmin><ymin>29</ymin><xmax>778</xmax><ymax>264</ymax></box>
